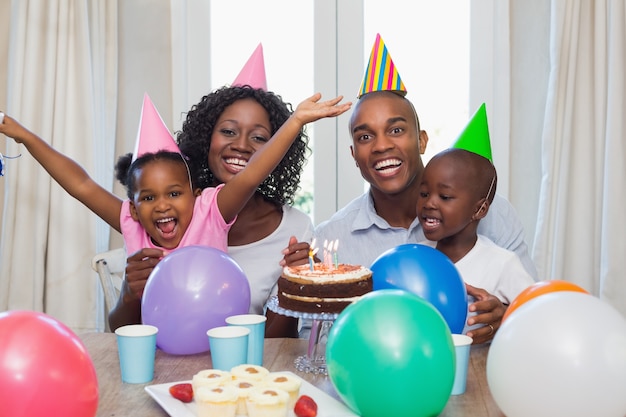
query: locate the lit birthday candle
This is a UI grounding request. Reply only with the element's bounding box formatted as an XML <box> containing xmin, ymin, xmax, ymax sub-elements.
<box><xmin>308</xmin><ymin>238</ymin><xmax>317</xmax><ymax>271</ymax></box>
<box><xmin>333</xmin><ymin>239</ymin><xmax>339</xmax><ymax>268</ymax></box>
<box><xmin>323</xmin><ymin>239</ymin><xmax>330</xmax><ymax>267</ymax></box>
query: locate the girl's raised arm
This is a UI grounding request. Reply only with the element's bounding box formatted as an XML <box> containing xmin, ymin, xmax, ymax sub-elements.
<box><xmin>217</xmin><ymin>93</ymin><xmax>351</xmax><ymax>223</ymax></box>
<box><xmin>0</xmin><ymin>114</ymin><xmax>123</xmax><ymax>231</ymax></box>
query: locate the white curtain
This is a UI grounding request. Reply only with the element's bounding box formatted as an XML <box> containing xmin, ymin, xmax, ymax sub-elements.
<box><xmin>0</xmin><ymin>0</ymin><xmax>118</xmax><ymax>331</ymax></box>
<box><xmin>532</xmin><ymin>0</ymin><xmax>626</xmax><ymax>315</ymax></box>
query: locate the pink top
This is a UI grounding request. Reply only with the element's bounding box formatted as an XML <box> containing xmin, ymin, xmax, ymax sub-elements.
<box><xmin>120</xmin><ymin>184</ymin><xmax>234</xmax><ymax>256</ymax></box>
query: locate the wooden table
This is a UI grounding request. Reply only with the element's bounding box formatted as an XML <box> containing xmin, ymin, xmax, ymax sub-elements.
<box><xmin>80</xmin><ymin>332</ymin><xmax>505</xmax><ymax>416</ymax></box>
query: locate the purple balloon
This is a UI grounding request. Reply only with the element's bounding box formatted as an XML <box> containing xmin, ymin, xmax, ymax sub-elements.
<box><xmin>141</xmin><ymin>246</ymin><xmax>251</xmax><ymax>355</ymax></box>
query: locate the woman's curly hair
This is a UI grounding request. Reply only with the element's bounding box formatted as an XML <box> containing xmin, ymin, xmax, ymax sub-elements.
<box><xmin>177</xmin><ymin>85</ymin><xmax>310</xmax><ymax>207</ymax></box>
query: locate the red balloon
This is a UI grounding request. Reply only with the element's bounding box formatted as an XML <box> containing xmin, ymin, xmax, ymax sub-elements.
<box><xmin>502</xmin><ymin>280</ymin><xmax>588</xmax><ymax>323</ymax></box>
<box><xmin>0</xmin><ymin>310</ymin><xmax>99</xmax><ymax>417</ymax></box>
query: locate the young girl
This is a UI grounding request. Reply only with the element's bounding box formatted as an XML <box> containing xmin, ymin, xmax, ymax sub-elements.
<box><xmin>0</xmin><ymin>92</ymin><xmax>351</xmax><ymax>256</ymax></box>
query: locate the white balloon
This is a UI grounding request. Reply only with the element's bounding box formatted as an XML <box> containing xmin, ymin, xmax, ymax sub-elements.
<box><xmin>487</xmin><ymin>292</ymin><xmax>626</xmax><ymax>417</ymax></box>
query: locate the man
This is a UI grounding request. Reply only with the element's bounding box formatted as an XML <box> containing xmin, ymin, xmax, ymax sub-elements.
<box><xmin>282</xmin><ymin>34</ymin><xmax>537</xmax><ymax>344</ymax></box>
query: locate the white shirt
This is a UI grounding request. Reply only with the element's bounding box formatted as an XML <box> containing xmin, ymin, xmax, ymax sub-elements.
<box><xmin>315</xmin><ymin>191</ymin><xmax>538</xmax><ymax>279</ymax></box>
<box><xmin>228</xmin><ymin>205</ymin><xmax>313</xmax><ymax>314</ymax></box>
<box><xmin>422</xmin><ymin>235</ymin><xmax>535</xmax><ymax>334</ymax></box>
<box><xmin>455</xmin><ymin>235</ymin><xmax>535</xmax><ymax>303</ymax></box>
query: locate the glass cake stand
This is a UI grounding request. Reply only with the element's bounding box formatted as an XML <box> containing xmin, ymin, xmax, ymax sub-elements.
<box><xmin>266</xmin><ymin>296</ymin><xmax>339</xmax><ymax>375</ymax></box>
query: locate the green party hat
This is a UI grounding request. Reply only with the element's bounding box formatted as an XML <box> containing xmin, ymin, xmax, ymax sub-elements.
<box><xmin>451</xmin><ymin>103</ymin><xmax>492</xmax><ymax>162</ymax></box>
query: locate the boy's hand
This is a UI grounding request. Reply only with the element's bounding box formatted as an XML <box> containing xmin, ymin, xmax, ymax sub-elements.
<box><xmin>465</xmin><ymin>283</ymin><xmax>506</xmax><ymax>344</ymax></box>
<box><xmin>292</xmin><ymin>93</ymin><xmax>352</xmax><ymax>125</ymax></box>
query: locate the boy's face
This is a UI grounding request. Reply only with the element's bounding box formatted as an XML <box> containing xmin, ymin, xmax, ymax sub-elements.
<box><xmin>349</xmin><ymin>92</ymin><xmax>427</xmax><ymax>196</ymax></box>
<box><xmin>417</xmin><ymin>154</ymin><xmax>484</xmax><ymax>242</ymax></box>
<box><xmin>208</xmin><ymin>98</ymin><xmax>272</xmax><ymax>184</ymax></box>
<box><xmin>129</xmin><ymin>159</ymin><xmax>198</xmax><ymax>249</ymax></box>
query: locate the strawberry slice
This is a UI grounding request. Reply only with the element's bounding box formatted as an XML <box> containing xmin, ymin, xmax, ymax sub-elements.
<box><xmin>294</xmin><ymin>394</ymin><xmax>318</xmax><ymax>417</ymax></box>
<box><xmin>168</xmin><ymin>383</ymin><xmax>193</xmax><ymax>403</ymax></box>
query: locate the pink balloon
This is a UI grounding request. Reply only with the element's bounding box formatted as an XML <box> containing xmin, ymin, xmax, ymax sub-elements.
<box><xmin>0</xmin><ymin>310</ymin><xmax>99</xmax><ymax>417</ymax></box>
<box><xmin>141</xmin><ymin>246</ymin><xmax>251</xmax><ymax>355</ymax></box>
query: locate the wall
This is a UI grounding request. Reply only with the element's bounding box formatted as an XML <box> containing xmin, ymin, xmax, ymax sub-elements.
<box><xmin>109</xmin><ymin>0</ymin><xmax>176</xmax><ymax>250</ymax></box>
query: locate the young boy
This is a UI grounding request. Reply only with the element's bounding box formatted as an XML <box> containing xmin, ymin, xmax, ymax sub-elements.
<box><xmin>417</xmin><ymin>141</ymin><xmax>534</xmax><ymax>335</ymax></box>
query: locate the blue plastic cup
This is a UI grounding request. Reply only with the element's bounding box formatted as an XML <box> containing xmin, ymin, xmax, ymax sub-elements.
<box><xmin>115</xmin><ymin>324</ymin><xmax>158</xmax><ymax>384</ymax></box>
<box><xmin>451</xmin><ymin>334</ymin><xmax>473</xmax><ymax>395</ymax></box>
<box><xmin>207</xmin><ymin>326</ymin><xmax>250</xmax><ymax>371</ymax></box>
<box><xmin>225</xmin><ymin>314</ymin><xmax>267</xmax><ymax>366</ymax></box>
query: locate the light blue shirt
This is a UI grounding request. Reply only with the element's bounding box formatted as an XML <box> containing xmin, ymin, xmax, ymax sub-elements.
<box><xmin>315</xmin><ymin>192</ymin><xmax>538</xmax><ymax>280</ymax></box>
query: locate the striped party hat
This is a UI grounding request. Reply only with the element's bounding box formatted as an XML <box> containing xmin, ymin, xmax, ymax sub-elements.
<box><xmin>358</xmin><ymin>33</ymin><xmax>407</xmax><ymax>98</ymax></box>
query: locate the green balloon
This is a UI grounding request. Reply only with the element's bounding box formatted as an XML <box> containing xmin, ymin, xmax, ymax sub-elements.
<box><xmin>327</xmin><ymin>289</ymin><xmax>455</xmax><ymax>417</ymax></box>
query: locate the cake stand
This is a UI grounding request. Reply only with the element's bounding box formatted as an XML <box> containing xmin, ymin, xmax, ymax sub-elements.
<box><xmin>266</xmin><ymin>296</ymin><xmax>339</xmax><ymax>375</ymax></box>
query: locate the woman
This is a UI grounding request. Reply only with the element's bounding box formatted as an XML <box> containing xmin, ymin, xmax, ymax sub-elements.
<box><xmin>109</xmin><ymin>86</ymin><xmax>317</xmax><ymax>337</ymax></box>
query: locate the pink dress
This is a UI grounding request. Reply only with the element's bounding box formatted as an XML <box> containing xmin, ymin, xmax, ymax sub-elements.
<box><xmin>120</xmin><ymin>184</ymin><xmax>235</xmax><ymax>256</ymax></box>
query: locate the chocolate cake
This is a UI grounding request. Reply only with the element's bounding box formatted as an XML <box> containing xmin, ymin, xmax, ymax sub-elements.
<box><xmin>277</xmin><ymin>263</ymin><xmax>373</xmax><ymax>314</ymax></box>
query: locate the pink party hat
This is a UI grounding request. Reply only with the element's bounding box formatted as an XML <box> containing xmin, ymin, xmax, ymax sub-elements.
<box><xmin>132</xmin><ymin>93</ymin><xmax>180</xmax><ymax>161</ymax></box>
<box><xmin>358</xmin><ymin>34</ymin><xmax>407</xmax><ymax>98</ymax></box>
<box><xmin>232</xmin><ymin>43</ymin><xmax>268</xmax><ymax>91</ymax></box>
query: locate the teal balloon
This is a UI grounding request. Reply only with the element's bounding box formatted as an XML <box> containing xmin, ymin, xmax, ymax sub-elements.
<box><xmin>326</xmin><ymin>289</ymin><xmax>455</xmax><ymax>417</ymax></box>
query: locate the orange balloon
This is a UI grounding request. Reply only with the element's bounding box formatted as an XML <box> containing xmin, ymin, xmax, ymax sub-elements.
<box><xmin>502</xmin><ymin>280</ymin><xmax>588</xmax><ymax>323</ymax></box>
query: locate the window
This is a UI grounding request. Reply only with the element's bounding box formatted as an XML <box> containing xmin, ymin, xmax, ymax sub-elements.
<box><xmin>364</xmin><ymin>0</ymin><xmax>470</xmax><ymax>163</ymax></box>
<box><xmin>207</xmin><ymin>1</ymin><xmax>469</xmax><ymax>224</ymax></box>
<box><xmin>210</xmin><ymin>0</ymin><xmax>316</xmax><ymax>216</ymax></box>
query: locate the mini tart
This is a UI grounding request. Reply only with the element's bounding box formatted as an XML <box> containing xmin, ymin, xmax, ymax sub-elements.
<box><xmin>264</xmin><ymin>372</ymin><xmax>301</xmax><ymax>410</ymax></box>
<box><xmin>245</xmin><ymin>387</ymin><xmax>289</xmax><ymax>417</ymax></box>
<box><xmin>195</xmin><ymin>385</ymin><xmax>238</xmax><ymax>417</ymax></box>
<box><xmin>230</xmin><ymin>364</ymin><xmax>270</xmax><ymax>381</ymax></box>
<box><xmin>223</xmin><ymin>378</ymin><xmax>259</xmax><ymax>416</ymax></box>
<box><xmin>192</xmin><ymin>369</ymin><xmax>232</xmax><ymax>393</ymax></box>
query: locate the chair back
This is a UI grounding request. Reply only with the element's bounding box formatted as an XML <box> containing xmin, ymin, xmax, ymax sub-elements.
<box><xmin>91</xmin><ymin>247</ymin><xmax>126</xmax><ymax>332</ymax></box>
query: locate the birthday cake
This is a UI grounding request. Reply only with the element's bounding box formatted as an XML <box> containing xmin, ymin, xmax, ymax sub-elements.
<box><xmin>277</xmin><ymin>263</ymin><xmax>373</xmax><ymax>314</ymax></box>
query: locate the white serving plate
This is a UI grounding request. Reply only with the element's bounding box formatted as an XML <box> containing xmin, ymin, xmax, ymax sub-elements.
<box><xmin>145</xmin><ymin>371</ymin><xmax>358</xmax><ymax>417</ymax></box>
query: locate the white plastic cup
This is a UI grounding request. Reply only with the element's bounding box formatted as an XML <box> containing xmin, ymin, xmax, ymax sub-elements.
<box><xmin>451</xmin><ymin>334</ymin><xmax>473</xmax><ymax>395</ymax></box>
<box><xmin>225</xmin><ymin>314</ymin><xmax>267</xmax><ymax>366</ymax></box>
<box><xmin>115</xmin><ymin>324</ymin><xmax>158</xmax><ymax>384</ymax></box>
<box><xmin>207</xmin><ymin>326</ymin><xmax>250</xmax><ymax>371</ymax></box>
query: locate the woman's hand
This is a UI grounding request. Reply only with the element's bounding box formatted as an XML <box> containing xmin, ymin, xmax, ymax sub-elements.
<box><xmin>465</xmin><ymin>283</ymin><xmax>507</xmax><ymax>344</ymax></box>
<box><xmin>123</xmin><ymin>248</ymin><xmax>164</xmax><ymax>300</ymax></box>
<box><xmin>280</xmin><ymin>236</ymin><xmax>312</xmax><ymax>267</ymax></box>
<box><xmin>108</xmin><ymin>248</ymin><xmax>163</xmax><ymax>331</ymax></box>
